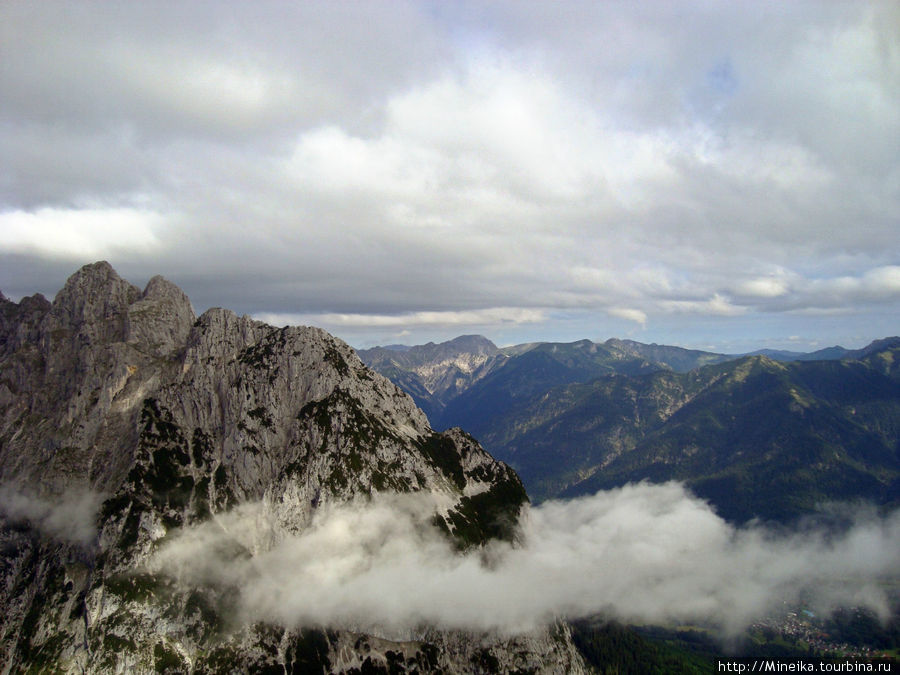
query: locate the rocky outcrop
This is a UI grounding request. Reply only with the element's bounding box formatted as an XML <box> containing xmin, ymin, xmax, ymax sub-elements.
<box><xmin>0</xmin><ymin>263</ymin><xmax>586</xmax><ymax>673</ymax></box>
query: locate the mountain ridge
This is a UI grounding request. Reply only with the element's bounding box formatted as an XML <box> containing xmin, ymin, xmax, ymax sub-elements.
<box><xmin>360</xmin><ymin>332</ymin><xmax>900</xmax><ymax>440</ymax></box>
<box><xmin>362</xmin><ymin>334</ymin><xmax>900</xmax><ymax>523</ymax></box>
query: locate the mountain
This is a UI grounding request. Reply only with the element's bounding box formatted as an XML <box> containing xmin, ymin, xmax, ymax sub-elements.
<box><xmin>360</xmin><ymin>336</ymin><xmax>677</xmax><ymax>430</ymax></box>
<box><xmin>360</xmin><ymin>335</ymin><xmax>790</xmax><ymax>435</ymax></box>
<box><xmin>0</xmin><ymin>263</ymin><xmax>587</xmax><ymax>673</ymax></box>
<box><xmin>431</xmin><ymin>340</ymin><xmax>662</xmax><ymax>440</ymax></box>
<box><xmin>362</xmin><ymin>335</ymin><xmax>895</xmax><ymax>431</ymax></box>
<box><xmin>357</xmin><ymin>335</ymin><xmax>507</xmax><ymax>421</ymax></box>
<box><xmin>741</xmin><ymin>339</ymin><xmax>900</xmax><ymax>363</ymax></box>
<box><xmin>468</xmin><ymin>351</ymin><xmax>900</xmax><ymax>522</ymax></box>
<box><xmin>601</xmin><ymin>338</ymin><xmax>733</xmax><ymax>372</ymax></box>
<box><xmin>364</xmin><ymin>336</ymin><xmax>736</xmax><ymax>444</ymax></box>
<box><xmin>562</xmin><ymin>351</ymin><xmax>900</xmax><ymax>522</ymax></box>
<box><xmin>747</xmin><ymin>346</ymin><xmax>852</xmax><ymax>361</ymax></box>
<box><xmin>364</xmin><ymin>334</ymin><xmax>900</xmax><ymax>523</ymax></box>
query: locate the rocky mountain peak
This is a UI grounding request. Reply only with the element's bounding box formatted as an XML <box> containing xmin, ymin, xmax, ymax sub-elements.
<box><xmin>445</xmin><ymin>334</ymin><xmax>501</xmax><ymax>355</ymax></box>
<box><xmin>125</xmin><ymin>274</ymin><xmax>195</xmax><ymax>357</ymax></box>
<box><xmin>0</xmin><ymin>262</ymin><xmax>585</xmax><ymax>673</ymax></box>
<box><xmin>142</xmin><ymin>274</ymin><xmax>189</xmax><ymax>303</ymax></box>
<box><xmin>50</xmin><ymin>260</ymin><xmax>141</xmax><ymax>330</ymax></box>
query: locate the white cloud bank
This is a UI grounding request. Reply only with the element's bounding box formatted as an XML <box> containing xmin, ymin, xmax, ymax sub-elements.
<box><xmin>256</xmin><ymin>307</ymin><xmax>547</xmax><ymax>330</ymax></box>
<box><xmin>607</xmin><ymin>308</ymin><xmax>648</xmax><ymax>327</ymax></box>
<box><xmin>153</xmin><ymin>483</ymin><xmax>900</xmax><ymax>638</ymax></box>
<box><xmin>0</xmin><ymin>208</ymin><xmax>163</xmax><ymax>260</ymax></box>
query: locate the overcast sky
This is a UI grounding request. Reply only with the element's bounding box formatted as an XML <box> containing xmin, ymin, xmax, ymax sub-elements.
<box><xmin>1</xmin><ymin>1</ymin><xmax>898</xmax><ymax>351</ymax></box>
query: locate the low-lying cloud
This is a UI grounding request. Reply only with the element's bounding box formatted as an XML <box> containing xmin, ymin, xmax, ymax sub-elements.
<box><xmin>0</xmin><ymin>484</ymin><xmax>103</xmax><ymax>545</ymax></box>
<box><xmin>256</xmin><ymin>307</ymin><xmax>547</xmax><ymax>330</ymax></box>
<box><xmin>153</xmin><ymin>482</ymin><xmax>900</xmax><ymax>638</ymax></box>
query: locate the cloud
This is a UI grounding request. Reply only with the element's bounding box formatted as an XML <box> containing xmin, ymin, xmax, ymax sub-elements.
<box><xmin>660</xmin><ymin>293</ymin><xmax>746</xmax><ymax>317</ymax></box>
<box><xmin>0</xmin><ymin>208</ymin><xmax>164</xmax><ymax>260</ymax></box>
<box><xmin>733</xmin><ymin>266</ymin><xmax>900</xmax><ymax>313</ymax></box>
<box><xmin>0</xmin><ymin>485</ymin><xmax>103</xmax><ymax>546</ymax></box>
<box><xmin>153</xmin><ymin>483</ymin><xmax>900</xmax><ymax>639</ymax></box>
<box><xmin>256</xmin><ymin>307</ymin><xmax>547</xmax><ymax>330</ymax></box>
<box><xmin>607</xmin><ymin>308</ymin><xmax>647</xmax><ymax>327</ymax></box>
<box><xmin>735</xmin><ymin>277</ymin><xmax>790</xmax><ymax>299</ymax></box>
<box><xmin>808</xmin><ymin>266</ymin><xmax>900</xmax><ymax>305</ymax></box>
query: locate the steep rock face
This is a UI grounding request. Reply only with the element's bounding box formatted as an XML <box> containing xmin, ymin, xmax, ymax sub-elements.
<box><xmin>125</xmin><ymin>275</ymin><xmax>195</xmax><ymax>358</ymax></box>
<box><xmin>0</xmin><ymin>263</ymin><xmax>584</xmax><ymax>674</ymax></box>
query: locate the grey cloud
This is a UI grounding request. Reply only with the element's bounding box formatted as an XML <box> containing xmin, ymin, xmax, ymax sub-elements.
<box><xmin>724</xmin><ymin>266</ymin><xmax>900</xmax><ymax>314</ymax></box>
<box><xmin>1</xmin><ymin>2</ymin><xmax>897</xmax><ymax>350</ymax></box>
<box><xmin>0</xmin><ymin>2</ymin><xmax>446</xmax><ymax>140</ymax></box>
<box><xmin>153</xmin><ymin>484</ymin><xmax>900</xmax><ymax>638</ymax></box>
<box><xmin>0</xmin><ymin>124</ymin><xmax>155</xmax><ymax>210</ymax></box>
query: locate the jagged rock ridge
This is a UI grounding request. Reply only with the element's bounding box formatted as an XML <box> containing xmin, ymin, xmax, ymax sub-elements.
<box><xmin>0</xmin><ymin>262</ymin><xmax>586</xmax><ymax>673</ymax></box>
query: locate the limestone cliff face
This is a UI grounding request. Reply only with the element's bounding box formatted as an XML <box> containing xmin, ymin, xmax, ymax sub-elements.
<box><xmin>0</xmin><ymin>263</ymin><xmax>586</xmax><ymax>674</ymax></box>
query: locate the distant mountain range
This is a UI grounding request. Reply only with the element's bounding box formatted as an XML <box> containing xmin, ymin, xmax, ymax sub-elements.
<box><xmin>360</xmin><ymin>335</ymin><xmax>900</xmax><ymax>523</ymax></box>
<box><xmin>358</xmin><ymin>336</ymin><xmax>886</xmax><ymax>425</ymax></box>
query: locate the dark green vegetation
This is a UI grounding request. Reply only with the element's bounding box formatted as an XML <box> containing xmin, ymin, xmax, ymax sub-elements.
<box><xmin>98</xmin><ymin>398</ymin><xmax>236</xmax><ymax>569</ymax></box>
<box><xmin>338</xmin><ymin>637</ymin><xmax>446</xmax><ymax>675</ymax></box>
<box><xmin>569</xmin><ymin>620</ymin><xmax>718</xmax><ymax>674</ymax></box>
<box><xmin>432</xmin><ymin>475</ymin><xmax>528</xmax><ymax>550</ymax></box>
<box><xmin>293</xmin><ymin>388</ymin><xmax>529</xmax><ymax>550</ymax></box>
<box><xmin>418</xmin><ymin>429</ymin><xmax>529</xmax><ymax>549</ymax></box>
<box><xmin>569</xmin><ymin>615</ymin><xmax>900</xmax><ymax>673</ymax></box>
<box><xmin>553</xmin><ymin>345</ymin><xmax>900</xmax><ymax>523</ymax></box>
<box><xmin>238</xmin><ymin>327</ymin><xmax>287</xmax><ymax>370</ymax></box>
<box><xmin>416</xmin><ymin>433</ymin><xmax>467</xmax><ymax>489</ymax></box>
<box><xmin>824</xmin><ymin>607</ymin><xmax>900</xmax><ymax>652</ymax></box>
<box><xmin>368</xmin><ymin>336</ymin><xmax>900</xmax><ymax>523</ymax></box>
